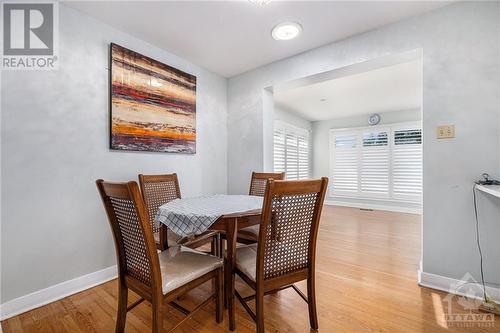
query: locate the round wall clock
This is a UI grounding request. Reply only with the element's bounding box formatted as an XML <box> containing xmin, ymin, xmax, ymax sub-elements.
<box><xmin>368</xmin><ymin>114</ymin><xmax>381</xmax><ymax>126</ymax></box>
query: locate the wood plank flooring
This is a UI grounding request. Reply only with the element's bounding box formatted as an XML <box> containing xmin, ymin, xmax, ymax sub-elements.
<box><xmin>2</xmin><ymin>206</ymin><xmax>498</xmax><ymax>332</ymax></box>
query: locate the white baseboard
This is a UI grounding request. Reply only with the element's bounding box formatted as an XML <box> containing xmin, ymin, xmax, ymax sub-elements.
<box><xmin>418</xmin><ymin>270</ymin><xmax>500</xmax><ymax>303</ymax></box>
<box><xmin>0</xmin><ymin>265</ymin><xmax>117</xmax><ymax>321</ymax></box>
<box><xmin>325</xmin><ymin>199</ymin><xmax>422</xmax><ymax>214</ymax></box>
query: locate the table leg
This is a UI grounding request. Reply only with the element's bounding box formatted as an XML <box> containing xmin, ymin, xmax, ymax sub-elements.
<box><xmin>159</xmin><ymin>224</ymin><xmax>168</xmax><ymax>251</ymax></box>
<box><xmin>225</xmin><ymin>217</ymin><xmax>237</xmax><ymax>331</ymax></box>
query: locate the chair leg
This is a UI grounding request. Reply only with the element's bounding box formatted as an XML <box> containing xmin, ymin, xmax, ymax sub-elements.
<box><xmin>152</xmin><ymin>300</ymin><xmax>163</xmax><ymax>333</ymax></box>
<box><xmin>307</xmin><ymin>276</ymin><xmax>319</xmax><ymax>330</ymax></box>
<box><xmin>224</xmin><ymin>257</ymin><xmax>228</xmax><ymax>309</ymax></box>
<box><xmin>210</xmin><ymin>235</ymin><xmax>220</xmax><ymax>294</ymax></box>
<box><xmin>210</xmin><ymin>235</ymin><xmax>217</xmax><ymax>256</ymax></box>
<box><xmin>115</xmin><ymin>281</ymin><xmax>128</xmax><ymax>333</ymax></box>
<box><xmin>255</xmin><ymin>288</ymin><xmax>265</xmax><ymax>333</ymax></box>
<box><xmin>219</xmin><ymin>238</ymin><xmax>225</xmax><ymax>258</ymax></box>
<box><xmin>215</xmin><ymin>268</ymin><xmax>224</xmax><ymax>323</ymax></box>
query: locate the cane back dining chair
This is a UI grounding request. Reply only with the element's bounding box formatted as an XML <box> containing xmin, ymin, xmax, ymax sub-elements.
<box><xmin>96</xmin><ymin>180</ymin><xmax>223</xmax><ymax>333</ymax></box>
<box><xmin>228</xmin><ymin>177</ymin><xmax>328</xmax><ymax>333</ymax></box>
<box><xmin>138</xmin><ymin>173</ymin><xmax>220</xmax><ymax>254</ymax></box>
<box><xmin>235</xmin><ymin>172</ymin><xmax>286</xmax><ymax>245</ymax></box>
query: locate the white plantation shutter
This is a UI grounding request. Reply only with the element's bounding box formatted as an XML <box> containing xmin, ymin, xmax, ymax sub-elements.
<box><xmin>360</xmin><ymin>130</ymin><xmax>389</xmax><ymax>197</ymax></box>
<box><xmin>298</xmin><ymin>134</ymin><xmax>309</xmax><ymax>179</ymax></box>
<box><xmin>273</xmin><ymin>127</ymin><xmax>286</xmax><ymax>173</ymax></box>
<box><xmin>393</xmin><ymin>127</ymin><xmax>422</xmax><ymax>200</ymax></box>
<box><xmin>330</xmin><ymin>122</ymin><xmax>422</xmax><ymax>203</ymax></box>
<box><xmin>286</xmin><ymin>132</ymin><xmax>299</xmax><ymax>179</ymax></box>
<box><xmin>274</xmin><ymin>122</ymin><xmax>310</xmax><ymax>180</ymax></box>
<box><xmin>331</xmin><ymin>133</ymin><xmax>358</xmax><ymax>193</ymax></box>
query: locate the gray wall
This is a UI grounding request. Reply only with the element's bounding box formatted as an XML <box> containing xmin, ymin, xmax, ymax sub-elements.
<box><xmin>1</xmin><ymin>4</ymin><xmax>227</xmax><ymax>303</ymax></box>
<box><xmin>313</xmin><ymin>109</ymin><xmax>421</xmax><ymax>210</ymax></box>
<box><xmin>228</xmin><ymin>1</ymin><xmax>500</xmax><ymax>285</ymax></box>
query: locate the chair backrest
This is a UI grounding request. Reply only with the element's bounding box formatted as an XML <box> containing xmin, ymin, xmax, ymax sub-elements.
<box><xmin>138</xmin><ymin>173</ymin><xmax>181</xmax><ymax>234</ymax></box>
<box><xmin>249</xmin><ymin>172</ymin><xmax>286</xmax><ymax>197</ymax></box>
<box><xmin>256</xmin><ymin>178</ymin><xmax>328</xmax><ymax>281</ymax></box>
<box><xmin>96</xmin><ymin>180</ymin><xmax>161</xmax><ymax>291</ymax></box>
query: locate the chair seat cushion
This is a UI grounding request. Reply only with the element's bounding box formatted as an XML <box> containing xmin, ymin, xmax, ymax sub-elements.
<box><xmin>236</xmin><ymin>225</ymin><xmax>259</xmax><ymax>242</ymax></box>
<box><xmin>159</xmin><ymin>246</ymin><xmax>223</xmax><ymax>294</ymax></box>
<box><xmin>236</xmin><ymin>242</ymin><xmax>296</xmax><ymax>281</ymax></box>
<box><xmin>235</xmin><ymin>244</ymin><xmax>258</xmax><ymax>281</ymax></box>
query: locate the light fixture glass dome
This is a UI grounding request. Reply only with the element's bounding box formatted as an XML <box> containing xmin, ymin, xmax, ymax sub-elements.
<box><xmin>271</xmin><ymin>22</ymin><xmax>303</xmax><ymax>41</ymax></box>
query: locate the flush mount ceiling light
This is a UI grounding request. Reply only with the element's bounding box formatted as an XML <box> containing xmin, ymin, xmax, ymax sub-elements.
<box><xmin>271</xmin><ymin>21</ymin><xmax>302</xmax><ymax>41</ymax></box>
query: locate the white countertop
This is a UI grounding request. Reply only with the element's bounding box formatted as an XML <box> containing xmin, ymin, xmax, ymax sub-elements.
<box><xmin>476</xmin><ymin>184</ymin><xmax>500</xmax><ymax>199</ymax></box>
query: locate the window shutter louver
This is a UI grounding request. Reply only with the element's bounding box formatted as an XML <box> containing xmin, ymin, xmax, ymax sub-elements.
<box><xmin>286</xmin><ymin>133</ymin><xmax>299</xmax><ymax>179</ymax></box>
<box><xmin>393</xmin><ymin>128</ymin><xmax>422</xmax><ymax>199</ymax></box>
<box><xmin>273</xmin><ymin>127</ymin><xmax>286</xmax><ymax>173</ymax></box>
<box><xmin>298</xmin><ymin>133</ymin><xmax>309</xmax><ymax>179</ymax></box>
<box><xmin>360</xmin><ymin>131</ymin><xmax>390</xmax><ymax>196</ymax></box>
<box><xmin>330</xmin><ymin>122</ymin><xmax>422</xmax><ymax>204</ymax></box>
<box><xmin>273</xmin><ymin>122</ymin><xmax>310</xmax><ymax>180</ymax></box>
<box><xmin>331</xmin><ymin>134</ymin><xmax>358</xmax><ymax>194</ymax></box>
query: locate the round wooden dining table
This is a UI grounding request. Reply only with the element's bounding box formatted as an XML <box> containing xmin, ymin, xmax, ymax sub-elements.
<box><xmin>155</xmin><ymin>195</ymin><xmax>263</xmax><ymax>330</ymax></box>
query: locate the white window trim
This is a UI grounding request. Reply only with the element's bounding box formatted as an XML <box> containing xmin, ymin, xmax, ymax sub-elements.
<box><xmin>275</xmin><ymin>120</ymin><xmax>310</xmax><ymax>137</ymax></box>
<box><xmin>329</xmin><ymin>121</ymin><xmax>422</xmax><ymax>204</ymax></box>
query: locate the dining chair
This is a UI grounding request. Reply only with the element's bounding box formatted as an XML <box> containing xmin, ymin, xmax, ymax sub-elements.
<box><xmin>96</xmin><ymin>180</ymin><xmax>223</xmax><ymax>333</ymax></box>
<box><xmin>228</xmin><ymin>177</ymin><xmax>328</xmax><ymax>333</ymax></box>
<box><xmin>249</xmin><ymin>171</ymin><xmax>286</xmax><ymax>196</ymax></box>
<box><xmin>138</xmin><ymin>173</ymin><xmax>220</xmax><ymax>254</ymax></box>
<box><xmin>235</xmin><ymin>171</ymin><xmax>286</xmax><ymax>245</ymax></box>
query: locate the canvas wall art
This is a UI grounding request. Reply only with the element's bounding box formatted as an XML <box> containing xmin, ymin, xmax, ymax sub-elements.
<box><xmin>110</xmin><ymin>43</ymin><xmax>196</xmax><ymax>153</ymax></box>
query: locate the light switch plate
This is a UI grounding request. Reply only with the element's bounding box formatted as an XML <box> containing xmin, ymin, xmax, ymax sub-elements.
<box><xmin>437</xmin><ymin>125</ymin><xmax>455</xmax><ymax>139</ymax></box>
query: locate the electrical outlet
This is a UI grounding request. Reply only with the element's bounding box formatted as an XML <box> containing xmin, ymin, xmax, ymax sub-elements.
<box><xmin>437</xmin><ymin>125</ymin><xmax>455</xmax><ymax>139</ymax></box>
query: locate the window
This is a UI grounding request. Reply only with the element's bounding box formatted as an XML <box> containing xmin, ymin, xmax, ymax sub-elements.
<box><xmin>331</xmin><ymin>133</ymin><xmax>358</xmax><ymax>193</ymax></box>
<box><xmin>274</xmin><ymin>122</ymin><xmax>310</xmax><ymax>180</ymax></box>
<box><xmin>330</xmin><ymin>123</ymin><xmax>422</xmax><ymax>202</ymax></box>
<box><xmin>393</xmin><ymin>128</ymin><xmax>422</xmax><ymax>199</ymax></box>
<box><xmin>361</xmin><ymin>130</ymin><xmax>390</xmax><ymax>196</ymax></box>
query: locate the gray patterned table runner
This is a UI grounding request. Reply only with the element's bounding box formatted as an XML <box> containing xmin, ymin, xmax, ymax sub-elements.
<box><xmin>155</xmin><ymin>194</ymin><xmax>263</xmax><ymax>237</ymax></box>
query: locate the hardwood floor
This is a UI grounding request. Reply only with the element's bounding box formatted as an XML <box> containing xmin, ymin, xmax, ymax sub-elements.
<box><xmin>2</xmin><ymin>206</ymin><xmax>498</xmax><ymax>332</ymax></box>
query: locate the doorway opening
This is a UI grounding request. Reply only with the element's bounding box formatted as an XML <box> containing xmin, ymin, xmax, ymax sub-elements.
<box><xmin>263</xmin><ymin>49</ymin><xmax>423</xmax><ymax>279</ymax></box>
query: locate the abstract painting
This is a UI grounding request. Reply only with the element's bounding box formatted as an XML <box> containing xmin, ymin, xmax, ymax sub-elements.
<box><xmin>110</xmin><ymin>43</ymin><xmax>196</xmax><ymax>153</ymax></box>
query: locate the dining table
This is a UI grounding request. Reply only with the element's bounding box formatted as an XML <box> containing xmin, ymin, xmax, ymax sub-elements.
<box><xmin>154</xmin><ymin>194</ymin><xmax>263</xmax><ymax>330</ymax></box>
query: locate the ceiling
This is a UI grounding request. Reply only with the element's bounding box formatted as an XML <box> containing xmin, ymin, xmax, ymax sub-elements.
<box><xmin>274</xmin><ymin>59</ymin><xmax>422</xmax><ymax>122</ymax></box>
<box><xmin>65</xmin><ymin>1</ymin><xmax>451</xmax><ymax>78</ymax></box>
